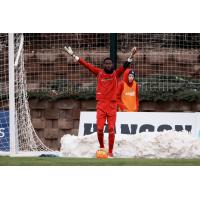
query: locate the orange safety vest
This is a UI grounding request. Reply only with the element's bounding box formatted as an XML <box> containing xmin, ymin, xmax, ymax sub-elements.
<box><xmin>120</xmin><ymin>80</ymin><xmax>138</xmax><ymax>112</ymax></box>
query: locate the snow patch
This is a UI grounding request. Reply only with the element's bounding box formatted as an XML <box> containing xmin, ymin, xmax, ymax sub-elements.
<box><xmin>60</xmin><ymin>131</ymin><xmax>200</xmax><ymax>158</ymax></box>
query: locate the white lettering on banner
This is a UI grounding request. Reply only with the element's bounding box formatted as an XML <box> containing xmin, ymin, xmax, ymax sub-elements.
<box><xmin>0</xmin><ymin>128</ymin><xmax>5</xmax><ymax>138</ymax></box>
<box><xmin>79</xmin><ymin>112</ymin><xmax>199</xmax><ymax>137</ymax></box>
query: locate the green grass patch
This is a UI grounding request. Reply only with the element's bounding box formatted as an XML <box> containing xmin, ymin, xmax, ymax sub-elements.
<box><xmin>1</xmin><ymin>156</ymin><xmax>200</xmax><ymax>166</ymax></box>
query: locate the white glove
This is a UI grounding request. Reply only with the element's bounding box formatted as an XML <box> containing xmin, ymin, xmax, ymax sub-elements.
<box><xmin>64</xmin><ymin>46</ymin><xmax>79</xmax><ymax>61</ymax></box>
<box><xmin>64</xmin><ymin>46</ymin><xmax>74</xmax><ymax>56</ymax></box>
<box><xmin>127</xmin><ymin>47</ymin><xmax>137</xmax><ymax>62</ymax></box>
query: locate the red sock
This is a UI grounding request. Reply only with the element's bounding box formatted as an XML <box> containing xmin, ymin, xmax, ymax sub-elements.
<box><xmin>108</xmin><ymin>131</ymin><xmax>115</xmax><ymax>153</ymax></box>
<box><xmin>97</xmin><ymin>129</ymin><xmax>104</xmax><ymax>149</ymax></box>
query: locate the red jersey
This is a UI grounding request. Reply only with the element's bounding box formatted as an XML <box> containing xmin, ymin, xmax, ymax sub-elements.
<box><xmin>79</xmin><ymin>58</ymin><xmax>125</xmax><ymax>101</ymax></box>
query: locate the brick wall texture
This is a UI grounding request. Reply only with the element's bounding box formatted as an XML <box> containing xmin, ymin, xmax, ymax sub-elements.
<box><xmin>29</xmin><ymin>99</ymin><xmax>200</xmax><ymax>150</ymax></box>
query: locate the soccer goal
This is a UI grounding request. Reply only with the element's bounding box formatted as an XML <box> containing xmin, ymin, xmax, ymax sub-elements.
<box><xmin>0</xmin><ymin>33</ymin><xmax>199</xmax><ymax>156</ymax></box>
<box><xmin>0</xmin><ymin>33</ymin><xmax>52</xmax><ymax>156</ymax></box>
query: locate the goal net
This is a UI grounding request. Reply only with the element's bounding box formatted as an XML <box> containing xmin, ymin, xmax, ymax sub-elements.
<box><xmin>117</xmin><ymin>33</ymin><xmax>200</xmax><ymax>92</ymax></box>
<box><xmin>23</xmin><ymin>33</ymin><xmax>200</xmax><ymax>94</ymax></box>
<box><xmin>0</xmin><ymin>34</ymin><xmax>51</xmax><ymax>155</ymax></box>
<box><xmin>23</xmin><ymin>33</ymin><xmax>109</xmax><ymax>94</ymax></box>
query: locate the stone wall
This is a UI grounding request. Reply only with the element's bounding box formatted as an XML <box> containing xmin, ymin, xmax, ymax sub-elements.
<box><xmin>29</xmin><ymin>99</ymin><xmax>96</xmax><ymax>150</ymax></box>
<box><xmin>29</xmin><ymin>98</ymin><xmax>200</xmax><ymax>150</ymax></box>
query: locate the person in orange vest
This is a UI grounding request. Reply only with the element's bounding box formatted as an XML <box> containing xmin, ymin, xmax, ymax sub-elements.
<box><xmin>117</xmin><ymin>68</ymin><xmax>139</xmax><ymax>112</ymax></box>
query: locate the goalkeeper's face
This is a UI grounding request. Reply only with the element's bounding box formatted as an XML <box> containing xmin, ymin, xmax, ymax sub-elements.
<box><xmin>103</xmin><ymin>59</ymin><xmax>114</xmax><ymax>74</ymax></box>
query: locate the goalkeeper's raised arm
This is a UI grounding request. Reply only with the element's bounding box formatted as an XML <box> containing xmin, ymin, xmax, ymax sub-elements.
<box><xmin>64</xmin><ymin>46</ymin><xmax>101</xmax><ymax>75</ymax></box>
<box><xmin>122</xmin><ymin>46</ymin><xmax>137</xmax><ymax>68</ymax></box>
<box><xmin>116</xmin><ymin>46</ymin><xmax>137</xmax><ymax>77</ymax></box>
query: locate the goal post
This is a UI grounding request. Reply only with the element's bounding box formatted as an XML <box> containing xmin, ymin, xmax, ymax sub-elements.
<box><xmin>8</xmin><ymin>33</ymin><xmax>16</xmax><ymax>155</ymax></box>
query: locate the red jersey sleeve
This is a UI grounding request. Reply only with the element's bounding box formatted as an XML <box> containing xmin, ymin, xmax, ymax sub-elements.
<box><xmin>115</xmin><ymin>66</ymin><xmax>126</xmax><ymax>78</ymax></box>
<box><xmin>116</xmin><ymin>81</ymin><xmax>128</xmax><ymax>111</ymax></box>
<box><xmin>78</xmin><ymin>58</ymin><xmax>101</xmax><ymax>75</ymax></box>
<box><xmin>136</xmin><ymin>83</ymin><xmax>139</xmax><ymax>111</ymax></box>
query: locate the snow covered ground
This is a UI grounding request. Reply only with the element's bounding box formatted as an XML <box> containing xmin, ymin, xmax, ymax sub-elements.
<box><xmin>60</xmin><ymin>132</ymin><xmax>200</xmax><ymax>158</ymax></box>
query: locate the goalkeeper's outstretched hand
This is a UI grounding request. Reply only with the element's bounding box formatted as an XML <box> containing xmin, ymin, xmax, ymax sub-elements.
<box><xmin>64</xmin><ymin>46</ymin><xmax>74</xmax><ymax>56</ymax></box>
<box><xmin>127</xmin><ymin>47</ymin><xmax>137</xmax><ymax>62</ymax></box>
<box><xmin>64</xmin><ymin>46</ymin><xmax>79</xmax><ymax>62</ymax></box>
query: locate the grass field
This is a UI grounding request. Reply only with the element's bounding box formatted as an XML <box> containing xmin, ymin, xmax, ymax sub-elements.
<box><xmin>1</xmin><ymin>156</ymin><xmax>200</xmax><ymax>166</ymax></box>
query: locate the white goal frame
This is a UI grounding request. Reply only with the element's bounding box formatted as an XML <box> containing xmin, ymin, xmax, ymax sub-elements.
<box><xmin>0</xmin><ymin>33</ymin><xmax>59</xmax><ymax>157</ymax></box>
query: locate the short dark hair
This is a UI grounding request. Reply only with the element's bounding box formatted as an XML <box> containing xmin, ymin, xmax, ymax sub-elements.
<box><xmin>103</xmin><ymin>57</ymin><xmax>113</xmax><ymax>63</ymax></box>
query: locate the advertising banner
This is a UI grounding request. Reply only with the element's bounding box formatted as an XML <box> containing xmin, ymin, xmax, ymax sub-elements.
<box><xmin>79</xmin><ymin>112</ymin><xmax>199</xmax><ymax>137</ymax></box>
<box><xmin>0</xmin><ymin>111</ymin><xmax>9</xmax><ymax>151</ymax></box>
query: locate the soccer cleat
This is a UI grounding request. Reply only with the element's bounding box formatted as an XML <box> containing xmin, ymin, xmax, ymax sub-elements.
<box><xmin>108</xmin><ymin>152</ymin><xmax>114</xmax><ymax>158</ymax></box>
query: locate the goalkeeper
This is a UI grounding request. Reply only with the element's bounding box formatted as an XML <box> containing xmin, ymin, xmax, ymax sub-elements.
<box><xmin>64</xmin><ymin>46</ymin><xmax>137</xmax><ymax>158</ymax></box>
